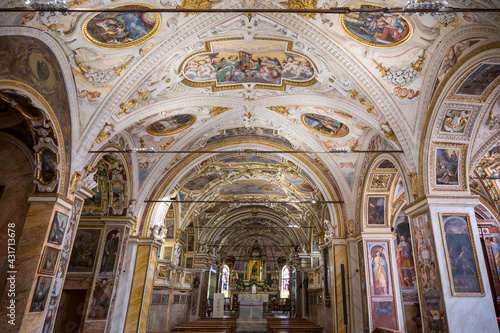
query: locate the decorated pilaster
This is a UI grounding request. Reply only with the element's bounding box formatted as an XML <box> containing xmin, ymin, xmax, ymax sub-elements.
<box><xmin>405</xmin><ymin>195</ymin><xmax>497</xmax><ymax>332</ymax></box>
<box><xmin>123</xmin><ymin>236</ymin><xmax>162</xmax><ymax>333</ymax></box>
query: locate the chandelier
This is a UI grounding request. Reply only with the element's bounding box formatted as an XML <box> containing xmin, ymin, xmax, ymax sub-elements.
<box><xmin>404</xmin><ymin>0</ymin><xmax>449</xmax><ymax>15</ymax></box>
<box><xmin>25</xmin><ymin>0</ymin><xmax>68</xmax><ymax>16</ymax></box>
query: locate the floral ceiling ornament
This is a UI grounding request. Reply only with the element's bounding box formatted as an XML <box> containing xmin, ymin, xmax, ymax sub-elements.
<box><xmin>371</xmin><ymin>174</ymin><xmax>390</xmax><ymax>189</ymax></box>
<box><xmin>282</xmin><ymin>0</ymin><xmax>318</xmax><ymax>19</ymax></box>
<box><xmin>373</xmin><ymin>51</ymin><xmax>426</xmax><ymax>87</ymax></box>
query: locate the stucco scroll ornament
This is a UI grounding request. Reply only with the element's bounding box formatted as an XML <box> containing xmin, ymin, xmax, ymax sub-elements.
<box><xmin>373</xmin><ymin>51</ymin><xmax>426</xmax><ymax>87</ymax></box>
<box><xmin>94</xmin><ymin>123</ymin><xmax>115</xmax><ymax>145</ymax></box>
<box><xmin>127</xmin><ymin>199</ymin><xmax>137</xmax><ymax>218</ymax></box>
<box><xmin>487</xmin><ymin>110</ymin><xmax>500</xmax><ymax>130</ymax></box>
<box><xmin>408</xmin><ymin>172</ymin><xmax>420</xmax><ymax>200</ymax></box>
<box><xmin>151</xmin><ymin>224</ymin><xmax>167</xmax><ymax>243</ymax></box>
<box><xmin>443</xmin><ymin>109</ymin><xmax>469</xmax><ymax>133</ymax></box>
<box><xmin>323</xmin><ymin>219</ymin><xmax>336</xmax><ymax>246</ymax></box>
<box><xmin>381</xmin><ymin>122</ymin><xmax>396</xmax><ymax>140</ymax></box>
<box><xmin>82</xmin><ymin>165</ymin><xmax>98</xmax><ymax>190</ymax></box>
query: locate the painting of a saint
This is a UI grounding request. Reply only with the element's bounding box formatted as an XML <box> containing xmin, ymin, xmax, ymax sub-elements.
<box><xmin>48</xmin><ymin>212</ymin><xmax>69</xmax><ymax>245</ymax></box>
<box><xmin>30</xmin><ymin>276</ymin><xmax>52</xmax><ymax>312</ymax></box>
<box><xmin>68</xmin><ymin>229</ymin><xmax>101</xmax><ymax>273</ymax></box>
<box><xmin>83</xmin><ymin>5</ymin><xmax>160</xmax><ymax>48</ymax></box>
<box><xmin>146</xmin><ymin>114</ymin><xmax>195</xmax><ymax>136</ymax></box>
<box><xmin>395</xmin><ymin>217</ymin><xmax>416</xmax><ymax>289</ymax></box>
<box><xmin>491</xmin><ymin>231</ymin><xmax>500</xmax><ymax>279</ymax></box>
<box><xmin>366</xmin><ymin>241</ymin><xmax>397</xmax><ymax>330</ymax></box>
<box><xmin>39</xmin><ymin>148</ymin><xmax>57</xmax><ymax>184</ymax></box>
<box><xmin>88</xmin><ymin>278</ymin><xmax>114</xmax><ymax>320</ymax></box>
<box><xmin>367</xmin><ymin>196</ymin><xmax>385</xmax><ymax>225</ymax></box>
<box><xmin>99</xmin><ymin>228</ymin><xmax>123</xmax><ymax>276</ymax></box>
<box><xmin>302</xmin><ymin>114</ymin><xmax>349</xmax><ymax>137</ymax></box>
<box><xmin>372</xmin><ymin>250</ymin><xmax>389</xmax><ymax>295</ymax></box>
<box><xmin>435</xmin><ymin>148</ymin><xmax>459</xmax><ymax>185</ymax></box>
<box><xmin>440</xmin><ymin>214</ymin><xmax>484</xmax><ymax>295</ymax></box>
<box><xmin>111</xmin><ymin>181</ymin><xmax>125</xmax><ymax>208</ymax></box>
<box><xmin>39</xmin><ymin>247</ymin><xmax>60</xmax><ymax>275</ymax></box>
<box><xmin>412</xmin><ymin>213</ymin><xmax>448</xmax><ymax>332</ymax></box>
<box><xmin>341</xmin><ymin>5</ymin><xmax>412</xmax><ymax>47</ymax></box>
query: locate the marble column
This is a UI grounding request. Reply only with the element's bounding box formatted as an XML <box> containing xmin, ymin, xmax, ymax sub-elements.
<box><xmin>405</xmin><ymin>195</ymin><xmax>498</xmax><ymax>333</ymax></box>
<box><xmin>109</xmin><ymin>236</ymin><xmax>138</xmax><ymax>333</ymax></box>
<box><xmin>124</xmin><ymin>237</ymin><xmax>162</xmax><ymax>333</ymax></box>
<box><xmin>0</xmin><ymin>192</ymin><xmax>86</xmax><ymax>332</ymax></box>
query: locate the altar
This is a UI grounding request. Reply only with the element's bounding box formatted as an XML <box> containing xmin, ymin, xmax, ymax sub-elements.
<box><xmin>238</xmin><ymin>294</ymin><xmax>268</xmax><ymax>319</ymax></box>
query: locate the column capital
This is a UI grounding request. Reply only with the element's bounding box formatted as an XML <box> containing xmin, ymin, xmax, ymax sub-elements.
<box><xmin>137</xmin><ymin>236</ymin><xmax>163</xmax><ymax>248</ymax></box>
<box><xmin>27</xmin><ymin>192</ymin><xmax>74</xmax><ymax>209</ymax></box>
<box><xmin>405</xmin><ymin>194</ymin><xmax>481</xmax><ymax>215</ymax></box>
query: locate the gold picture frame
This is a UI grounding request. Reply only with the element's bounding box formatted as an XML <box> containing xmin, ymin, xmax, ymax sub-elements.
<box><xmin>339</xmin><ymin>4</ymin><xmax>413</xmax><ymax>49</ymax></box>
<box><xmin>438</xmin><ymin>213</ymin><xmax>485</xmax><ymax>297</ymax></box>
<box><xmin>39</xmin><ymin>246</ymin><xmax>61</xmax><ymax>275</ymax></box>
<box><xmin>36</xmin><ymin>147</ymin><xmax>58</xmax><ymax>185</ymax></box>
<box><xmin>82</xmin><ymin>4</ymin><xmax>161</xmax><ymax>49</ymax></box>
<box><xmin>430</xmin><ymin>142</ymin><xmax>468</xmax><ymax>192</ymax></box>
<box><xmin>301</xmin><ymin>113</ymin><xmax>350</xmax><ymax>138</ymax></box>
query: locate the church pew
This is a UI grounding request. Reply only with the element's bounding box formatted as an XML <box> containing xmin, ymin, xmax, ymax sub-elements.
<box><xmin>267</xmin><ymin>324</ymin><xmax>324</xmax><ymax>333</ymax></box>
<box><xmin>175</xmin><ymin>321</ymin><xmax>236</xmax><ymax>333</ymax></box>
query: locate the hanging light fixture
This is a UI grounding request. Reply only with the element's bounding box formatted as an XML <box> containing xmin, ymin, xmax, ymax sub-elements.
<box><xmin>404</xmin><ymin>0</ymin><xmax>448</xmax><ymax>15</ymax></box>
<box><xmin>25</xmin><ymin>0</ymin><xmax>68</xmax><ymax>16</ymax></box>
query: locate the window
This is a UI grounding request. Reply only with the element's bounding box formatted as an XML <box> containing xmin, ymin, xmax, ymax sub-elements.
<box><xmin>281</xmin><ymin>266</ymin><xmax>290</xmax><ymax>298</ymax></box>
<box><xmin>222</xmin><ymin>265</ymin><xmax>230</xmax><ymax>297</ymax></box>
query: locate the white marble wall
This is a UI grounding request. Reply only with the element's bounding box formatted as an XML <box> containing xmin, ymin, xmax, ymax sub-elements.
<box><xmin>109</xmin><ymin>239</ymin><xmax>138</xmax><ymax>333</ymax></box>
<box><xmin>428</xmin><ymin>200</ymin><xmax>497</xmax><ymax>333</ymax></box>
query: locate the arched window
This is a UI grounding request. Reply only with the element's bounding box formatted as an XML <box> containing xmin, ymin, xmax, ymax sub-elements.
<box><xmin>222</xmin><ymin>265</ymin><xmax>230</xmax><ymax>297</ymax></box>
<box><xmin>281</xmin><ymin>266</ymin><xmax>290</xmax><ymax>298</ymax></box>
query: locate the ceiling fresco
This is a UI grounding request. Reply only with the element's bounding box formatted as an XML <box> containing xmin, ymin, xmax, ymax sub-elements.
<box><xmin>1</xmin><ymin>0</ymin><xmax>500</xmax><ymax>245</ymax></box>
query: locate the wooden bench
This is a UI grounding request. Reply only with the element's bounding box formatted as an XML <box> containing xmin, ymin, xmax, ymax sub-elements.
<box><xmin>267</xmin><ymin>325</ymin><xmax>324</xmax><ymax>333</ymax></box>
<box><xmin>373</xmin><ymin>328</ymin><xmax>402</xmax><ymax>333</ymax></box>
<box><xmin>176</xmin><ymin>321</ymin><xmax>235</xmax><ymax>333</ymax></box>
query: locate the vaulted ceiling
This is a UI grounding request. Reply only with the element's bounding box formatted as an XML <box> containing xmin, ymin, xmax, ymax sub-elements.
<box><xmin>1</xmin><ymin>0</ymin><xmax>500</xmax><ymax>248</ymax></box>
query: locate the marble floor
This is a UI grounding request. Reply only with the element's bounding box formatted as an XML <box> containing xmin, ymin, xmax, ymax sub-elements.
<box><xmin>235</xmin><ymin>319</ymin><xmax>267</xmax><ymax>332</ymax></box>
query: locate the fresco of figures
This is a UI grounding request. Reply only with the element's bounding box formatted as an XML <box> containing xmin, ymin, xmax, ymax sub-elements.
<box><xmin>341</xmin><ymin>5</ymin><xmax>412</xmax><ymax>47</ymax></box>
<box><xmin>435</xmin><ymin>148</ymin><xmax>460</xmax><ymax>185</ymax></box>
<box><xmin>412</xmin><ymin>213</ymin><xmax>448</xmax><ymax>333</ymax></box>
<box><xmin>365</xmin><ymin>241</ymin><xmax>397</xmax><ymax>331</ymax></box>
<box><xmin>83</xmin><ymin>5</ymin><xmax>160</xmax><ymax>47</ymax></box>
<box><xmin>182</xmin><ymin>40</ymin><xmax>315</xmax><ymax>86</ymax></box>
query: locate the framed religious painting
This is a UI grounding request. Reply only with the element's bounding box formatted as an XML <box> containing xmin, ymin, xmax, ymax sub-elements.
<box><xmin>365</xmin><ymin>240</ymin><xmax>398</xmax><ymax>331</ymax></box>
<box><xmin>39</xmin><ymin>246</ymin><xmax>60</xmax><ymax>275</ymax></box>
<box><xmin>430</xmin><ymin>142</ymin><xmax>467</xmax><ymax>191</ymax></box>
<box><xmin>68</xmin><ymin>229</ymin><xmax>102</xmax><ymax>274</ymax></box>
<box><xmin>30</xmin><ymin>276</ymin><xmax>52</xmax><ymax>312</ymax></box>
<box><xmin>438</xmin><ymin>213</ymin><xmax>485</xmax><ymax>296</ymax></box>
<box><xmin>48</xmin><ymin>211</ymin><xmax>69</xmax><ymax>245</ymax></box>
<box><xmin>365</xmin><ymin>195</ymin><xmax>388</xmax><ymax>227</ymax></box>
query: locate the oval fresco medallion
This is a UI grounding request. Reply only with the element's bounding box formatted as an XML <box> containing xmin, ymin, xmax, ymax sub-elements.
<box><xmin>146</xmin><ymin>114</ymin><xmax>195</xmax><ymax>136</ymax></box>
<box><xmin>82</xmin><ymin>4</ymin><xmax>161</xmax><ymax>49</ymax></box>
<box><xmin>301</xmin><ymin>114</ymin><xmax>349</xmax><ymax>137</ymax></box>
<box><xmin>340</xmin><ymin>4</ymin><xmax>412</xmax><ymax>48</ymax></box>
